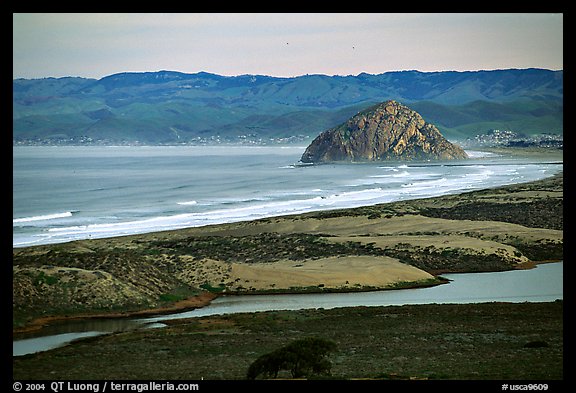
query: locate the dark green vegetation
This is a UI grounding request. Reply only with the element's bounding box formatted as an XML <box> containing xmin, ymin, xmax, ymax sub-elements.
<box><xmin>246</xmin><ymin>337</ymin><xmax>337</xmax><ymax>379</ymax></box>
<box><xmin>420</xmin><ymin>199</ymin><xmax>563</xmax><ymax>230</ymax></box>
<box><xmin>13</xmin><ymin>69</ymin><xmax>562</xmax><ymax>143</ymax></box>
<box><xmin>148</xmin><ymin>233</ymin><xmax>380</xmax><ymax>263</ymax></box>
<box><xmin>306</xmin><ymin>170</ymin><xmax>563</xmax><ymax>231</ymax></box>
<box><xmin>13</xmin><ymin>302</ymin><xmax>563</xmax><ymax>380</ymax></box>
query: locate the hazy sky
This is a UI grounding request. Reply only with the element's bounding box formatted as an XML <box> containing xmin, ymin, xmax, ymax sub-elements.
<box><xmin>13</xmin><ymin>13</ymin><xmax>563</xmax><ymax>79</ymax></box>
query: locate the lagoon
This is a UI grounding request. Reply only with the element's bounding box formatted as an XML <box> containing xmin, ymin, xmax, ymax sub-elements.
<box><xmin>13</xmin><ymin>261</ymin><xmax>563</xmax><ymax>357</ymax></box>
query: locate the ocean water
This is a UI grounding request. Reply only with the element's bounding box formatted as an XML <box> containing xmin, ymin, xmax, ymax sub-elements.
<box><xmin>13</xmin><ymin>145</ymin><xmax>563</xmax><ymax>247</ymax></box>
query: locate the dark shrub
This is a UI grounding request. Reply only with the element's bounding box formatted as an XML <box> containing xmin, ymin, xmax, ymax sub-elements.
<box><xmin>246</xmin><ymin>337</ymin><xmax>337</xmax><ymax>379</ymax></box>
<box><xmin>523</xmin><ymin>340</ymin><xmax>549</xmax><ymax>348</ymax></box>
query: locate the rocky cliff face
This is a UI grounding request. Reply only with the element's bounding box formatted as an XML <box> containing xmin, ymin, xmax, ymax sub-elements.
<box><xmin>301</xmin><ymin>100</ymin><xmax>468</xmax><ymax>163</ymax></box>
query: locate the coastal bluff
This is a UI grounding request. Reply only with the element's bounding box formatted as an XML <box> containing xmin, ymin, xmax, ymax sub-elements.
<box><xmin>301</xmin><ymin>100</ymin><xmax>468</xmax><ymax>163</ymax></box>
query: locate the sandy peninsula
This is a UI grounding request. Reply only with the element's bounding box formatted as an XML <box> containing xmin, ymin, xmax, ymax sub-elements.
<box><xmin>228</xmin><ymin>256</ymin><xmax>435</xmax><ymax>292</ymax></box>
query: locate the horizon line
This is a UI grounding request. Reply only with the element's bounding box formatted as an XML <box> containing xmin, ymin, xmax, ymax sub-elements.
<box><xmin>13</xmin><ymin>67</ymin><xmax>563</xmax><ymax>81</ymax></box>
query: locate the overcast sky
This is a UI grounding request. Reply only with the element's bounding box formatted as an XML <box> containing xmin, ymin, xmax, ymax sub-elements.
<box><xmin>13</xmin><ymin>13</ymin><xmax>563</xmax><ymax>80</ymax></box>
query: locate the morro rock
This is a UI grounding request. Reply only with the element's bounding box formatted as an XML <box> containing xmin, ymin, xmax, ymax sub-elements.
<box><xmin>301</xmin><ymin>100</ymin><xmax>468</xmax><ymax>163</ymax></box>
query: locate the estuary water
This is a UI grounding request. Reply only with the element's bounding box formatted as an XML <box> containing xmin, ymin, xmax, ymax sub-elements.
<box><xmin>13</xmin><ymin>145</ymin><xmax>562</xmax><ymax>247</ymax></box>
<box><xmin>13</xmin><ymin>262</ymin><xmax>563</xmax><ymax>356</ymax></box>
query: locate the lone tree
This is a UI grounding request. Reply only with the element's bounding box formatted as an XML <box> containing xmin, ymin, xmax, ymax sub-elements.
<box><xmin>246</xmin><ymin>337</ymin><xmax>337</xmax><ymax>379</ymax></box>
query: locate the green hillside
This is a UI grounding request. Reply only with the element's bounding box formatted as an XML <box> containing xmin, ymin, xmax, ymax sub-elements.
<box><xmin>13</xmin><ymin>69</ymin><xmax>563</xmax><ymax>144</ymax></box>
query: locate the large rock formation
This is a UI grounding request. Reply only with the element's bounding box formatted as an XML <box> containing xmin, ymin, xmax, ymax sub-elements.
<box><xmin>301</xmin><ymin>100</ymin><xmax>468</xmax><ymax>163</ymax></box>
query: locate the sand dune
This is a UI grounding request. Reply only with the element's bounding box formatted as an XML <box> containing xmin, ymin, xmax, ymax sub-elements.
<box><xmin>228</xmin><ymin>256</ymin><xmax>435</xmax><ymax>292</ymax></box>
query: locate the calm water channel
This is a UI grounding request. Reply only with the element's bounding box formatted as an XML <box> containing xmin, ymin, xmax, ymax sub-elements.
<box><xmin>13</xmin><ymin>262</ymin><xmax>563</xmax><ymax>357</ymax></box>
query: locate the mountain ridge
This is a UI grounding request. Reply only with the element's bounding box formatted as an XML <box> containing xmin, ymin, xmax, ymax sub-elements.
<box><xmin>13</xmin><ymin>68</ymin><xmax>563</xmax><ymax>144</ymax></box>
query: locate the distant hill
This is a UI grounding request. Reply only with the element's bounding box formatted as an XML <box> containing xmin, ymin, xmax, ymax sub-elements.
<box><xmin>13</xmin><ymin>69</ymin><xmax>563</xmax><ymax>144</ymax></box>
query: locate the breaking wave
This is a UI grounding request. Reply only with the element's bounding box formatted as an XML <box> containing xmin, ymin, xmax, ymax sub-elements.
<box><xmin>13</xmin><ymin>211</ymin><xmax>76</xmax><ymax>225</ymax></box>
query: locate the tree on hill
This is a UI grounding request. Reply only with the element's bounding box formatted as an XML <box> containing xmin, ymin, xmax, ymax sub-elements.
<box><xmin>246</xmin><ymin>337</ymin><xmax>337</xmax><ymax>379</ymax></box>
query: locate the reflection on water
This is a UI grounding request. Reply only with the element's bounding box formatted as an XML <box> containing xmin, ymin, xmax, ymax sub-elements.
<box><xmin>13</xmin><ymin>332</ymin><xmax>103</xmax><ymax>357</ymax></box>
<box><xmin>141</xmin><ymin>261</ymin><xmax>563</xmax><ymax>323</ymax></box>
<box><xmin>14</xmin><ymin>262</ymin><xmax>563</xmax><ymax>357</ymax></box>
<box><xmin>17</xmin><ymin>318</ymin><xmax>142</xmax><ymax>340</ymax></box>
<box><xmin>13</xmin><ymin>318</ymin><xmax>149</xmax><ymax>357</ymax></box>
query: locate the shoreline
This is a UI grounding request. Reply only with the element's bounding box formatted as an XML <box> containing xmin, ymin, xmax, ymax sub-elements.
<box><xmin>13</xmin><ymin>260</ymin><xmax>561</xmax><ymax>337</ymax></box>
<box><xmin>13</xmin><ymin>169</ymin><xmax>563</xmax><ymax>333</ymax></box>
<box><xmin>13</xmin><ymin>276</ymin><xmax>453</xmax><ymax>337</ymax></box>
<box><xmin>14</xmin><ymin>257</ymin><xmax>563</xmax><ymax>336</ymax></box>
<box><xmin>13</xmin><ymin>291</ymin><xmax>218</xmax><ymax>336</ymax></box>
<box><xmin>14</xmin><ymin>301</ymin><xmax>563</xmax><ymax>380</ymax></box>
<box><xmin>13</xmin><ymin>146</ymin><xmax>563</xmax><ymax>250</ymax></box>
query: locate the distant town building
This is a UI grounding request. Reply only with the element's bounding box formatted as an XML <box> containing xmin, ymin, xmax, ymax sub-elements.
<box><xmin>462</xmin><ymin>129</ymin><xmax>562</xmax><ymax>149</ymax></box>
